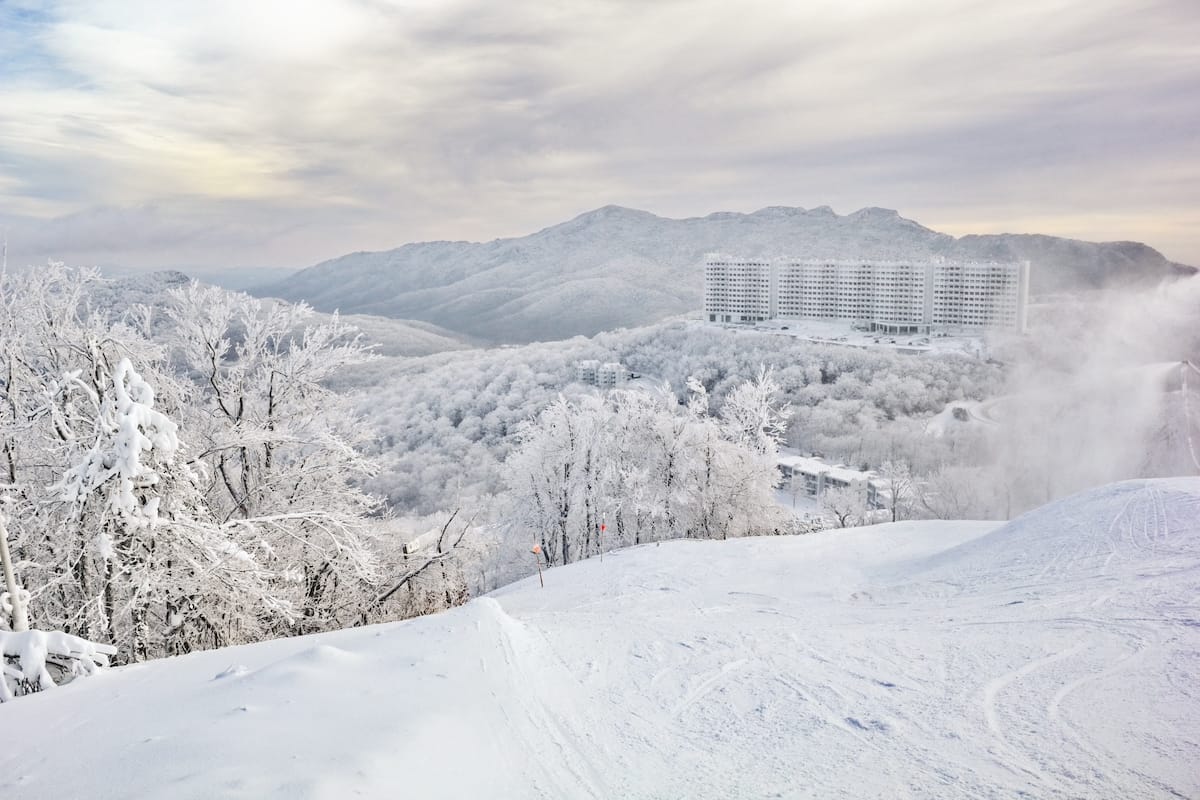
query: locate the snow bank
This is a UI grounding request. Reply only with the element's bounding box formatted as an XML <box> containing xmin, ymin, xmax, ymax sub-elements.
<box><xmin>0</xmin><ymin>630</ymin><xmax>114</xmax><ymax>702</ymax></box>
<box><xmin>1</xmin><ymin>479</ymin><xmax>1197</xmax><ymax>798</ymax></box>
<box><xmin>911</xmin><ymin>477</ymin><xmax>1200</xmax><ymax>590</ymax></box>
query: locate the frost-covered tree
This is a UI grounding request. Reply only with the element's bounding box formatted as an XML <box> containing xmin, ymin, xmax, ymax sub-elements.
<box><xmin>820</xmin><ymin>486</ymin><xmax>870</xmax><ymax>529</ymax></box>
<box><xmin>506</xmin><ymin>396</ymin><xmax>580</xmax><ymax>566</ymax></box>
<box><xmin>0</xmin><ymin>265</ymin><xmax>395</xmax><ymax>661</ymax></box>
<box><xmin>720</xmin><ymin>366</ymin><xmax>792</xmax><ymax>457</ymax></box>
<box><xmin>916</xmin><ymin>465</ymin><xmax>1004</xmax><ymax>520</ymax></box>
<box><xmin>505</xmin><ymin>379</ymin><xmax>787</xmax><ymax>565</ymax></box>
<box><xmin>0</xmin><ymin>265</ymin><xmax>181</xmax><ymax>648</ymax></box>
<box><xmin>165</xmin><ymin>283</ymin><xmax>383</xmax><ymax>635</ymax></box>
<box><xmin>54</xmin><ymin>358</ymin><xmax>281</xmax><ymax>658</ymax></box>
<box><xmin>877</xmin><ymin>459</ymin><xmax>914</xmax><ymax>522</ymax></box>
<box><xmin>689</xmin><ymin>376</ymin><xmax>784</xmax><ymax>540</ymax></box>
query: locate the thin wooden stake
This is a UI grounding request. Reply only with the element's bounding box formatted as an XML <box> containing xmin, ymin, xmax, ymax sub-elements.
<box><xmin>531</xmin><ymin>544</ymin><xmax>544</xmax><ymax>588</ymax></box>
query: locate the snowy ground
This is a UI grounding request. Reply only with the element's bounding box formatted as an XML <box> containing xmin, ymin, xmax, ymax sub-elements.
<box><xmin>2</xmin><ymin>478</ymin><xmax>1198</xmax><ymax>799</ymax></box>
<box><xmin>702</xmin><ymin>318</ymin><xmax>989</xmax><ymax>357</ymax></box>
<box><xmin>924</xmin><ymin>398</ymin><xmax>1008</xmax><ymax>437</ymax></box>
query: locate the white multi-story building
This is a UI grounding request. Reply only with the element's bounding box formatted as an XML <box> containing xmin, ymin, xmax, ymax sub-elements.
<box><xmin>596</xmin><ymin>362</ymin><xmax>628</xmax><ymax>388</ymax></box>
<box><xmin>929</xmin><ymin>260</ymin><xmax>1026</xmax><ymax>330</ymax></box>
<box><xmin>575</xmin><ymin>360</ymin><xmax>601</xmax><ymax>384</ymax></box>
<box><xmin>575</xmin><ymin>360</ymin><xmax>629</xmax><ymax>388</ymax></box>
<box><xmin>705</xmin><ymin>255</ymin><xmax>1029</xmax><ymax>333</ymax></box>
<box><xmin>778</xmin><ymin>454</ymin><xmax>884</xmax><ymax>509</ymax></box>
<box><xmin>703</xmin><ymin>257</ymin><xmax>773</xmax><ymax>323</ymax></box>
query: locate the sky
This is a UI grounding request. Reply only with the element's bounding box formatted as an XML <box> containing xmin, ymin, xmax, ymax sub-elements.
<box><xmin>0</xmin><ymin>0</ymin><xmax>1197</xmax><ymax>272</ymax></box>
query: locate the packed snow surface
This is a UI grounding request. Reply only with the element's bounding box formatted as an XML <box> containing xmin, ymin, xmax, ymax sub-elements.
<box><xmin>3</xmin><ymin>478</ymin><xmax>1198</xmax><ymax>799</ymax></box>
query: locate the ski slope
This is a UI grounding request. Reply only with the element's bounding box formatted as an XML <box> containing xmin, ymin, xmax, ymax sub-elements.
<box><xmin>2</xmin><ymin>478</ymin><xmax>1198</xmax><ymax>799</ymax></box>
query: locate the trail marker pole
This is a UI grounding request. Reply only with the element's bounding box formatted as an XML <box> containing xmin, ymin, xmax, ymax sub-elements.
<box><xmin>599</xmin><ymin>518</ymin><xmax>606</xmax><ymax>562</ymax></box>
<box><xmin>531</xmin><ymin>544</ymin><xmax>544</xmax><ymax>588</ymax></box>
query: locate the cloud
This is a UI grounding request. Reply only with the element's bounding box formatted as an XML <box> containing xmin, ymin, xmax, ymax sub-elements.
<box><xmin>0</xmin><ymin>0</ymin><xmax>1197</xmax><ymax>269</ymax></box>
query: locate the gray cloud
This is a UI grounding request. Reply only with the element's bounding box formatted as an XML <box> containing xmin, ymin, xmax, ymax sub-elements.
<box><xmin>0</xmin><ymin>0</ymin><xmax>1196</xmax><ymax>270</ymax></box>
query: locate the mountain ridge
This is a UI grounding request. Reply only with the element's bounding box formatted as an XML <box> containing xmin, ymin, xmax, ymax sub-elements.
<box><xmin>253</xmin><ymin>205</ymin><xmax>1196</xmax><ymax>344</ymax></box>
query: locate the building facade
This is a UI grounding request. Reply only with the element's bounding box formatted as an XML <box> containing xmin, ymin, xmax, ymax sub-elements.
<box><xmin>574</xmin><ymin>360</ymin><xmax>600</xmax><ymax>384</ymax></box>
<box><xmin>778</xmin><ymin>454</ymin><xmax>884</xmax><ymax>509</ymax></box>
<box><xmin>705</xmin><ymin>255</ymin><xmax>1029</xmax><ymax>333</ymax></box>
<box><xmin>575</xmin><ymin>360</ymin><xmax>629</xmax><ymax>388</ymax></box>
<box><xmin>703</xmin><ymin>257</ymin><xmax>772</xmax><ymax>323</ymax></box>
<box><xmin>596</xmin><ymin>362</ymin><xmax>628</xmax><ymax>388</ymax></box>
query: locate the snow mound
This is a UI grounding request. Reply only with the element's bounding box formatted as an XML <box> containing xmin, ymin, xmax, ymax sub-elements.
<box><xmin>913</xmin><ymin>477</ymin><xmax>1200</xmax><ymax>592</ymax></box>
<box><xmin>0</xmin><ymin>629</ymin><xmax>114</xmax><ymax>702</ymax></box>
<box><xmin>249</xmin><ymin>644</ymin><xmax>362</xmax><ymax>684</ymax></box>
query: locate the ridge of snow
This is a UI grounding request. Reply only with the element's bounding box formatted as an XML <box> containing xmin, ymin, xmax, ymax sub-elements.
<box><xmin>908</xmin><ymin>477</ymin><xmax>1200</xmax><ymax>591</ymax></box>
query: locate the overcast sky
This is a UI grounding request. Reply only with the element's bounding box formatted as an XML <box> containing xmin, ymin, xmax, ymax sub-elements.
<box><xmin>1</xmin><ymin>0</ymin><xmax>1197</xmax><ymax>271</ymax></box>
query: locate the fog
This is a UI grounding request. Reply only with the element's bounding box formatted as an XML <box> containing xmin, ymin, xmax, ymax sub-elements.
<box><xmin>985</xmin><ymin>274</ymin><xmax>1200</xmax><ymax>516</ymax></box>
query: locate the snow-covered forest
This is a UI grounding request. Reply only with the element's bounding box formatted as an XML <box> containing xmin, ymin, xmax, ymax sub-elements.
<box><xmin>352</xmin><ymin>323</ymin><xmax>1003</xmax><ymax>514</ymax></box>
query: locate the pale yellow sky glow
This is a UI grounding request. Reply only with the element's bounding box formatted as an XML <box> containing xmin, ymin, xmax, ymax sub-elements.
<box><xmin>0</xmin><ymin>0</ymin><xmax>1197</xmax><ymax>269</ymax></box>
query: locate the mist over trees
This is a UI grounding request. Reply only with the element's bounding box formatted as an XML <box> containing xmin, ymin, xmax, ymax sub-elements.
<box><xmin>980</xmin><ymin>278</ymin><xmax>1200</xmax><ymax>515</ymax></box>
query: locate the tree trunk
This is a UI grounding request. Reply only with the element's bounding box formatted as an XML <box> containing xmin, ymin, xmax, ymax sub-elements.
<box><xmin>0</xmin><ymin>517</ymin><xmax>29</xmax><ymax>632</ymax></box>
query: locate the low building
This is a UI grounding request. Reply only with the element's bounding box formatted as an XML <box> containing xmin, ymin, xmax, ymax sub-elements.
<box><xmin>596</xmin><ymin>362</ymin><xmax>628</xmax><ymax>388</ymax></box>
<box><xmin>574</xmin><ymin>360</ymin><xmax>600</xmax><ymax>384</ymax></box>
<box><xmin>575</xmin><ymin>360</ymin><xmax>629</xmax><ymax>388</ymax></box>
<box><xmin>777</xmin><ymin>454</ymin><xmax>884</xmax><ymax>509</ymax></box>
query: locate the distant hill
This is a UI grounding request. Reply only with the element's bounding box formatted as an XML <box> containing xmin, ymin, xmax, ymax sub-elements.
<box><xmin>98</xmin><ymin>265</ymin><xmax>299</xmax><ymax>292</ymax></box>
<box><xmin>253</xmin><ymin>205</ymin><xmax>1197</xmax><ymax>343</ymax></box>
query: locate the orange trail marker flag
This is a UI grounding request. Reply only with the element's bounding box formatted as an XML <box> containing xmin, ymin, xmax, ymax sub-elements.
<box><xmin>531</xmin><ymin>544</ymin><xmax>544</xmax><ymax>588</ymax></box>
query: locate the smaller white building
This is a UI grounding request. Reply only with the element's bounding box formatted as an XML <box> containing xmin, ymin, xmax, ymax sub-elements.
<box><xmin>574</xmin><ymin>360</ymin><xmax>629</xmax><ymax>388</ymax></box>
<box><xmin>575</xmin><ymin>360</ymin><xmax>601</xmax><ymax>384</ymax></box>
<box><xmin>777</xmin><ymin>454</ymin><xmax>884</xmax><ymax>509</ymax></box>
<box><xmin>596</xmin><ymin>363</ymin><xmax>628</xmax><ymax>388</ymax></box>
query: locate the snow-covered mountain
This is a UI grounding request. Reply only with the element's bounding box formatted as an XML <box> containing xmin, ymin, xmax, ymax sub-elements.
<box><xmin>253</xmin><ymin>205</ymin><xmax>1197</xmax><ymax>343</ymax></box>
<box><xmin>3</xmin><ymin>478</ymin><xmax>1197</xmax><ymax>798</ymax></box>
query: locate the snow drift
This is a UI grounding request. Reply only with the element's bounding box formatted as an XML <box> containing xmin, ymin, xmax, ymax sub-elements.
<box><xmin>912</xmin><ymin>477</ymin><xmax>1200</xmax><ymax>590</ymax></box>
<box><xmin>1</xmin><ymin>478</ymin><xmax>1197</xmax><ymax>799</ymax></box>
